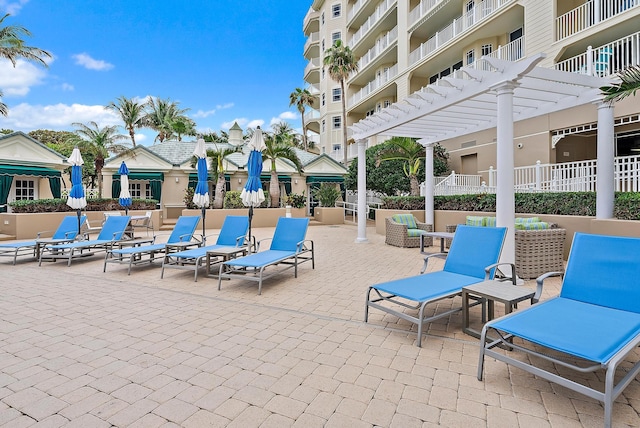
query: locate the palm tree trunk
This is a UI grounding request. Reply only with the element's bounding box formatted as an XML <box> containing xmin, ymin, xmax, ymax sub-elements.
<box><xmin>410</xmin><ymin>175</ymin><xmax>420</xmax><ymax>196</ymax></box>
<box><xmin>96</xmin><ymin>158</ymin><xmax>104</xmax><ymax>199</ymax></box>
<box><xmin>213</xmin><ymin>175</ymin><xmax>226</xmax><ymax>209</ymax></box>
<box><xmin>301</xmin><ymin>114</ymin><xmax>307</xmax><ymax>151</ymax></box>
<box><xmin>340</xmin><ymin>79</ymin><xmax>348</xmax><ymax>166</ymax></box>
<box><xmin>270</xmin><ymin>170</ymin><xmax>280</xmax><ymax>207</ymax></box>
<box><xmin>128</xmin><ymin>127</ymin><xmax>136</xmax><ymax>147</ymax></box>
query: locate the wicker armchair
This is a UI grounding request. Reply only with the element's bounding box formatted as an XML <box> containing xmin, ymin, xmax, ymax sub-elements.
<box><xmin>385</xmin><ymin>216</ymin><xmax>433</xmax><ymax>248</ymax></box>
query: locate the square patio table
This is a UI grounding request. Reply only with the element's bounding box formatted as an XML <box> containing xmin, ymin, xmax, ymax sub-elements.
<box><xmin>420</xmin><ymin>231</ymin><xmax>455</xmax><ymax>254</ymax></box>
<box><xmin>206</xmin><ymin>246</ymin><xmax>249</xmax><ymax>278</ymax></box>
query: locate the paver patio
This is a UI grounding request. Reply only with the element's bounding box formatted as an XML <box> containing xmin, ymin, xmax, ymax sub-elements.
<box><xmin>1</xmin><ymin>223</ymin><xmax>638</xmax><ymax>427</ymax></box>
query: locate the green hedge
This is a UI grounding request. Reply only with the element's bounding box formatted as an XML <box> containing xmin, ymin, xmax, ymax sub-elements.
<box><xmin>381</xmin><ymin>192</ymin><xmax>640</xmax><ymax>220</ymax></box>
<box><xmin>9</xmin><ymin>198</ymin><xmax>158</xmax><ymax>213</ymax></box>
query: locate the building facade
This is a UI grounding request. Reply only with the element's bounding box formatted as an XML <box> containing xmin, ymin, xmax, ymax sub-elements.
<box><xmin>303</xmin><ymin>0</ymin><xmax>640</xmax><ymax>174</ymax></box>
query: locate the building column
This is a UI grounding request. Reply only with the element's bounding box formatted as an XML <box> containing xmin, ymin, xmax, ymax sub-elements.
<box><xmin>420</xmin><ymin>140</ymin><xmax>435</xmax><ymax>226</ymax></box>
<box><xmin>596</xmin><ymin>101</ymin><xmax>615</xmax><ymax>219</ymax></box>
<box><xmin>494</xmin><ymin>82</ymin><xmax>518</xmax><ymax>269</ymax></box>
<box><xmin>355</xmin><ymin>138</ymin><xmax>369</xmax><ymax>243</ymax></box>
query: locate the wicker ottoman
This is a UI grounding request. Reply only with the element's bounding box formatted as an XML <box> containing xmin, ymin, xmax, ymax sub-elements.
<box><xmin>515</xmin><ymin>228</ymin><xmax>566</xmax><ymax>279</ymax></box>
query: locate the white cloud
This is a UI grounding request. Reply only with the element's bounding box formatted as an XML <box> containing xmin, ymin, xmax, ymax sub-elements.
<box><xmin>72</xmin><ymin>53</ymin><xmax>114</xmax><ymax>71</ymax></box>
<box><xmin>0</xmin><ymin>0</ymin><xmax>29</xmax><ymax>15</ymax></box>
<box><xmin>134</xmin><ymin>132</ymin><xmax>147</xmax><ymax>142</ymax></box>
<box><xmin>60</xmin><ymin>83</ymin><xmax>74</xmax><ymax>91</ymax></box>
<box><xmin>0</xmin><ymin>59</ymin><xmax>47</xmax><ymax>96</ymax></box>
<box><xmin>247</xmin><ymin>119</ymin><xmax>265</xmax><ymax>129</ymax></box>
<box><xmin>2</xmin><ymin>102</ymin><xmax>120</xmax><ymax>130</ymax></box>
<box><xmin>220</xmin><ymin>118</ymin><xmax>248</xmax><ymax>129</ymax></box>
<box><xmin>279</xmin><ymin>111</ymin><xmax>297</xmax><ymax>120</ymax></box>
<box><xmin>193</xmin><ymin>102</ymin><xmax>234</xmax><ymax>119</ymax></box>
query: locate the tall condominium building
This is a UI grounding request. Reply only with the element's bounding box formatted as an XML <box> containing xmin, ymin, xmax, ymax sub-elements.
<box><xmin>303</xmin><ymin>0</ymin><xmax>640</xmax><ymax>176</ymax></box>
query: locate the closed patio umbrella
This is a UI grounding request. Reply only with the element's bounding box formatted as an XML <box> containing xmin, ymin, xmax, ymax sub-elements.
<box><xmin>240</xmin><ymin>126</ymin><xmax>266</xmax><ymax>250</ymax></box>
<box><xmin>118</xmin><ymin>161</ymin><xmax>132</xmax><ymax>215</ymax></box>
<box><xmin>66</xmin><ymin>147</ymin><xmax>87</xmax><ymax>236</ymax></box>
<box><xmin>193</xmin><ymin>138</ymin><xmax>210</xmax><ymax>242</ymax></box>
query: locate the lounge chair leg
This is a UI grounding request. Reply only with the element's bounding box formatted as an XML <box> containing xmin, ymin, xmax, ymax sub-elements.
<box><xmin>364</xmin><ymin>289</ymin><xmax>371</xmax><ymax>322</ymax></box>
<box><xmin>477</xmin><ymin>326</ymin><xmax>489</xmax><ymax>381</ymax></box>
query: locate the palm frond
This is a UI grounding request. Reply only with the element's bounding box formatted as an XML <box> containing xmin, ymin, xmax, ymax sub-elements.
<box><xmin>601</xmin><ymin>65</ymin><xmax>640</xmax><ymax>103</ymax></box>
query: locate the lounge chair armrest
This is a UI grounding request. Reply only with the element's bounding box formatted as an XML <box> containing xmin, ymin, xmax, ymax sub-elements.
<box><xmin>296</xmin><ymin>239</ymin><xmax>314</xmax><ymax>253</ymax></box>
<box><xmin>255</xmin><ymin>237</ymin><xmax>272</xmax><ymax>252</ymax></box>
<box><xmin>420</xmin><ymin>252</ymin><xmax>447</xmax><ymax>274</ymax></box>
<box><xmin>534</xmin><ymin>271</ymin><xmax>564</xmax><ymax>303</ymax></box>
<box><xmin>484</xmin><ymin>262</ymin><xmax>516</xmax><ymax>284</ymax></box>
<box><xmin>387</xmin><ymin>220</ymin><xmax>408</xmax><ymax>234</ymax></box>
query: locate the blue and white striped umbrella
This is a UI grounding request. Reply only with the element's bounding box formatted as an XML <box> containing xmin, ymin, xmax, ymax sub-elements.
<box><xmin>241</xmin><ymin>127</ymin><xmax>266</xmax><ymax>207</ymax></box>
<box><xmin>118</xmin><ymin>161</ymin><xmax>132</xmax><ymax>213</ymax></box>
<box><xmin>66</xmin><ymin>147</ymin><xmax>86</xmax><ymax>210</ymax></box>
<box><xmin>193</xmin><ymin>138</ymin><xmax>209</xmax><ymax>240</ymax></box>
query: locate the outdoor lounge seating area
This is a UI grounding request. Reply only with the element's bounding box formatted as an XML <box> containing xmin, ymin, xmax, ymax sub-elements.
<box><xmin>385</xmin><ymin>213</ymin><xmax>433</xmax><ymax>248</ymax></box>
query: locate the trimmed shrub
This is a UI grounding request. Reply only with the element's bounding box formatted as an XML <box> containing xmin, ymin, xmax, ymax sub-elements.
<box><xmin>9</xmin><ymin>198</ymin><xmax>157</xmax><ymax>213</ymax></box>
<box><xmin>224</xmin><ymin>190</ymin><xmax>270</xmax><ymax>209</ymax></box>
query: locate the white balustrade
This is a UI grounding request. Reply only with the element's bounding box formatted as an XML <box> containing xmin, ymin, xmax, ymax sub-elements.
<box><xmin>350</xmin><ymin>64</ymin><xmax>398</xmax><ymax>107</ymax></box>
<box><xmin>357</xmin><ymin>26</ymin><xmax>398</xmax><ymax>71</ymax></box>
<box><xmin>556</xmin><ymin>0</ymin><xmax>639</xmax><ymax>41</ymax></box>
<box><xmin>350</xmin><ymin>0</ymin><xmax>397</xmax><ymax>47</ymax></box>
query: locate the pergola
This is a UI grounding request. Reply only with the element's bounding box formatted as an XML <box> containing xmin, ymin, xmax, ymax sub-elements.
<box><xmin>350</xmin><ymin>54</ymin><xmax>613</xmax><ymax>267</ymax></box>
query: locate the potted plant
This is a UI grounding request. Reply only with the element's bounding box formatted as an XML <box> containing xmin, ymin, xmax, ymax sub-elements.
<box><xmin>285</xmin><ymin>192</ymin><xmax>307</xmax><ymax>217</ymax></box>
<box><xmin>312</xmin><ymin>184</ymin><xmax>344</xmax><ymax>224</ymax></box>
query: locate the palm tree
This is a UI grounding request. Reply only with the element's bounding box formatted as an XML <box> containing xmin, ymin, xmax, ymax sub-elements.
<box><xmin>289</xmin><ymin>87</ymin><xmax>315</xmax><ymax>150</ymax></box>
<box><xmin>0</xmin><ymin>13</ymin><xmax>51</xmax><ymax>116</ymax></box>
<box><xmin>263</xmin><ymin>123</ymin><xmax>304</xmax><ymax>207</ymax></box>
<box><xmin>206</xmin><ymin>143</ymin><xmax>240</xmax><ymax>209</ymax></box>
<box><xmin>171</xmin><ymin>117</ymin><xmax>197</xmax><ymax>141</ymax></box>
<box><xmin>105</xmin><ymin>96</ymin><xmax>145</xmax><ymax>147</ymax></box>
<box><xmin>376</xmin><ymin>137</ymin><xmax>425</xmax><ymax>196</ymax></box>
<box><xmin>323</xmin><ymin>39</ymin><xmax>358</xmax><ymax>165</ymax></box>
<box><xmin>142</xmin><ymin>97</ymin><xmax>190</xmax><ymax>142</ymax></box>
<box><xmin>72</xmin><ymin>121</ymin><xmax>128</xmax><ymax>198</ymax></box>
<box><xmin>601</xmin><ymin>65</ymin><xmax>640</xmax><ymax>103</ymax></box>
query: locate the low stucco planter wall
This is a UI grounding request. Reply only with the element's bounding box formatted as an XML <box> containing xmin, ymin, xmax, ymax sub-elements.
<box><xmin>313</xmin><ymin>207</ymin><xmax>344</xmax><ymax>225</ymax></box>
<box><xmin>182</xmin><ymin>208</ymin><xmax>308</xmax><ymax>230</ymax></box>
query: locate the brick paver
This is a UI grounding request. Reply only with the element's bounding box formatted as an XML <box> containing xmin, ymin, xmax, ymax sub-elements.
<box><xmin>1</xmin><ymin>223</ymin><xmax>638</xmax><ymax>427</ymax></box>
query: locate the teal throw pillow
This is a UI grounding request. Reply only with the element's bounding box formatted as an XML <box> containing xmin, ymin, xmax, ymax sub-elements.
<box><xmin>392</xmin><ymin>214</ymin><xmax>417</xmax><ymax>230</ymax></box>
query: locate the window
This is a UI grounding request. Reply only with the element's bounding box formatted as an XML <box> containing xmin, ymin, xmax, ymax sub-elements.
<box><xmin>321</xmin><ymin>12</ymin><xmax>325</xmax><ymax>25</ymax></box>
<box><xmin>332</xmin><ymin>3</ymin><xmax>341</xmax><ymax>18</ymax></box>
<box><xmin>332</xmin><ymin>116</ymin><xmax>341</xmax><ymax>129</ymax></box>
<box><xmin>322</xmin><ymin>68</ymin><xmax>325</xmax><ymax>80</ymax></box>
<box><xmin>481</xmin><ymin>44</ymin><xmax>493</xmax><ymax>56</ymax></box>
<box><xmin>130</xmin><ymin>181</ymin><xmax>151</xmax><ymax>199</ymax></box>
<box><xmin>332</xmin><ymin>87</ymin><xmax>341</xmax><ymax>102</ymax></box>
<box><xmin>14</xmin><ymin>179</ymin><xmax>35</xmax><ymax>200</ymax></box>
<box><xmin>321</xmin><ymin>119</ymin><xmax>326</xmax><ymax>132</ymax></box>
<box><xmin>331</xmin><ymin>31</ymin><xmax>341</xmax><ymax>45</ymax></box>
<box><xmin>321</xmin><ymin>39</ymin><xmax>325</xmax><ymax>51</ymax></box>
<box><xmin>466</xmin><ymin>49</ymin><xmax>475</xmax><ymax>65</ymax></box>
<box><xmin>322</xmin><ymin>93</ymin><xmax>326</xmax><ymax>106</ymax></box>
<box><xmin>332</xmin><ymin>144</ymin><xmax>341</xmax><ymax>152</ymax></box>
<box><xmin>383</xmin><ymin>100</ymin><xmax>392</xmax><ymax>108</ymax></box>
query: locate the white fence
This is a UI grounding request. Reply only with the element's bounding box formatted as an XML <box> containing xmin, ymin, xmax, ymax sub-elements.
<box><xmin>556</xmin><ymin>0</ymin><xmax>640</xmax><ymax>41</ymax></box>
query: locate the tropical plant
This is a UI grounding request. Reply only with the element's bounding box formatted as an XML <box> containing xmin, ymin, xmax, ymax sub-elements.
<box><xmin>206</xmin><ymin>143</ymin><xmax>241</xmax><ymax>209</ymax></box>
<box><xmin>375</xmin><ymin>137</ymin><xmax>426</xmax><ymax>196</ymax></box>
<box><xmin>312</xmin><ymin>183</ymin><xmax>341</xmax><ymax>207</ymax></box>
<box><xmin>201</xmin><ymin>130</ymin><xmax>228</xmax><ymax>144</ymax></box>
<box><xmin>105</xmin><ymin>96</ymin><xmax>145</xmax><ymax>146</ymax></box>
<box><xmin>142</xmin><ymin>97</ymin><xmax>190</xmax><ymax>142</ymax></box>
<box><xmin>323</xmin><ymin>39</ymin><xmax>358</xmax><ymax>165</ymax></box>
<box><xmin>262</xmin><ymin>123</ymin><xmax>304</xmax><ymax>207</ymax></box>
<box><xmin>601</xmin><ymin>65</ymin><xmax>640</xmax><ymax>103</ymax></box>
<box><xmin>183</xmin><ymin>187</ymin><xmax>197</xmax><ymax>209</ymax></box>
<box><xmin>72</xmin><ymin>121</ymin><xmax>129</xmax><ymax>198</ymax></box>
<box><xmin>289</xmin><ymin>87</ymin><xmax>316</xmax><ymax>150</ymax></box>
<box><xmin>0</xmin><ymin>13</ymin><xmax>51</xmax><ymax>116</ymax></box>
<box><xmin>285</xmin><ymin>192</ymin><xmax>306</xmax><ymax>209</ymax></box>
<box><xmin>171</xmin><ymin>116</ymin><xmax>197</xmax><ymax>141</ymax></box>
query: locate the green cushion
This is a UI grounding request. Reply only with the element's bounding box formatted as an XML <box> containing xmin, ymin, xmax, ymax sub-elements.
<box><xmin>485</xmin><ymin>217</ymin><xmax>497</xmax><ymax>227</ymax></box>
<box><xmin>515</xmin><ymin>221</ymin><xmax>549</xmax><ymax>230</ymax></box>
<box><xmin>407</xmin><ymin>229</ymin><xmax>427</xmax><ymax>237</ymax></box>
<box><xmin>515</xmin><ymin>217</ymin><xmax>540</xmax><ymax>224</ymax></box>
<box><xmin>466</xmin><ymin>216</ymin><xmax>486</xmax><ymax>227</ymax></box>
<box><xmin>392</xmin><ymin>214</ymin><xmax>417</xmax><ymax>229</ymax></box>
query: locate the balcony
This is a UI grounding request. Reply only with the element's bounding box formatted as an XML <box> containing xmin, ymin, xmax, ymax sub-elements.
<box><xmin>409</xmin><ymin>0</ymin><xmax>516</xmax><ymax>67</ymax></box>
<box><xmin>347</xmin><ymin>0</ymin><xmax>368</xmax><ymax>23</ymax></box>
<box><xmin>556</xmin><ymin>0</ymin><xmax>640</xmax><ymax>41</ymax></box>
<box><xmin>409</xmin><ymin>0</ymin><xmax>446</xmax><ymax>28</ymax></box>
<box><xmin>357</xmin><ymin>26</ymin><xmax>398</xmax><ymax>72</ymax></box>
<box><xmin>349</xmin><ymin>0</ymin><xmax>397</xmax><ymax>49</ymax></box>
<box><xmin>304</xmin><ymin>58</ymin><xmax>321</xmax><ymax>83</ymax></box>
<box><xmin>303</xmin><ymin>8</ymin><xmax>320</xmax><ymax>34</ymax></box>
<box><xmin>555</xmin><ymin>30</ymin><xmax>640</xmax><ymax>77</ymax></box>
<box><xmin>350</xmin><ymin>64</ymin><xmax>399</xmax><ymax>108</ymax></box>
<box><xmin>304</xmin><ymin>32</ymin><xmax>320</xmax><ymax>58</ymax></box>
<box><xmin>303</xmin><ymin>108</ymin><xmax>321</xmax><ymax>124</ymax></box>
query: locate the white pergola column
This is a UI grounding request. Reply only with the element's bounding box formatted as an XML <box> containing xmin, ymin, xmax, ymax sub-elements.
<box><xmin>420</xmin><ymin>140</ymin><xmax>435</xmax><ymax>226</ymax></box>
<box><xmin>355</xmin><ymin>138</ymin><xmax>368</xmax><ymax>243</ymax></box>
<box><xmin>494</xmin><ymin>82</ymin><xmax>517</xmax><ymax>268</ymax></box>
<box><xmin>596</xmin><ymin>101</ymin><xmax>615</xmax><ymax>219</ymax></box>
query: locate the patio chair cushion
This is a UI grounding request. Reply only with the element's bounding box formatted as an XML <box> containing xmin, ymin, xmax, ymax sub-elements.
<box><xmin>407</xmin><ymin>228</ymin><xmax>428</xmax><ymax>237</ymax></box>
<box><xmin>465</xmin><ymin>215</ymin><xmax>486</xmax><ymax>226</ymax></box>
<box><xmin>515</xmin><ymin>221</ymin><xmax>549</xmax><ymax>230</ymax></box>
<box><xmin>392</xmin><ymin>213</ymin><xmax>417</xmax><ymax>229</ymax></box>
<box><xmin>485</xmin><ymin>217</ymin><xmax>497</xmax><ymax>227</ymax></box>
<box><xmin>515</xmin><ymin>217</ymin><xmax>540</xmax><ymax>224</ymax></box>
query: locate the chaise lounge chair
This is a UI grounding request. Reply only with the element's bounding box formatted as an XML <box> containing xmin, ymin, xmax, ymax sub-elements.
<box><xmin>0</xmin><ymin>215</ymin><xmax>86</xmax><ymax>265</ymax></box>
<box><xmin>39</xmin><ymin>215</ymin><xmax>131</xmax><ymax>266</ymax></box>
<box><xmin>365</xmin><ymin>225</ymin><xmax>509</xmax><ymax>347</ymax></box>
<box><xmin>161</xmin><ymin>215</ymin><xmax>250</xmax><ymax>282</ymax></box>
<box><xmin>478</xmin><ymin>232</ymin><xmax>640</xmax><ymax>428</ymax></box>
<box><xmin>217</xmin><ymin>217</ymin><xmax>314</xmax><ymax>295</ymax></box>
<box><xmin>103</xmin><ymin>215</ymin><xmax>201</xmax><ymax>275</ymax></box>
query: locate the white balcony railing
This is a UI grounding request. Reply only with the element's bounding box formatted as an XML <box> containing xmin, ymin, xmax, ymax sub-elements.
<box><xmin>304</xmin><ymin>58</ymin><xmax>320</xmax><ymax>78</ymax></box>
<box><xmin>409</xmin><ymin>0</ymin><xmax>515</xmax><ymax>66</ymax></box>
<box><xmin>556</xmin><ymin>0</ymin><xmax>640</xmax><ymax>41</ymax></box>
<box><xmin>486</xmin><ymin>37</ymin><xmax>524</xmax><ymax>62</ymax></box>
<box><xmin>303</xmin><ymin>109</ymin><xmax>320</xmax><ymax>122</ymax></box>
<box><xmin>555</xmin><ymin>30</ymin><xmax>640</xmax><ymax>77</ymax></box>
<box><xmin>349</xmin><ymin>0</ymin><xmax>397</xmax><ymax>48</ymax></box>
<box><xmin>349</xmin><ymin>64</ymin><xmax>398</xmax><ymax>107</ymax></box>
<box><xmin>409</xmin><ymin>0</ymin><xmax>444</xmax><ymax>27</ymax></box>
<box><xmin>357</xmin><ymin>26</ymin><xmax>398</xmax><ymax>71</ymax></box>
<box><xmin>347</xmin><ymin>0</ymin><xmax>368</xmax><ymax>22</ymax></box>
<box><xmin>304</xmin><ymin>32</ymin><xmax>319</xmax><ymax>53</ymax></box>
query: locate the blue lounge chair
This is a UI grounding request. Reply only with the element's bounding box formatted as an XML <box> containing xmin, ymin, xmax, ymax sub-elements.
<box><xmin>161</xmin><ymin>215</ymin><xmax>250</xmax><ymax>282</ymax></box>
<box><xmin>0</xmin><ymin>215</ymin><xmax>86</xmax><ymax>265</ymax></box>
<box><xmin>39</xmin><ymin>215</ymin><xmax>131</xmax><ymax>266</ymax></box>
<box><xmin>365</xmin><ymin>225</ymin><xmax>509</xmax><ymax>347</ymax></box>
<box><xmin>103</xmin><ymin>215</ymin><xmax>202</xmax><ymax>275</ymax></box>
<box><xmin>479</xmin><ymin>233</ymin><xmax>640</xmax><ymax>428</ymax></box>
<box><xmin>217</xmin><ymin>217</ymin><xmax>314</xmax><ymax>294</ymax></box>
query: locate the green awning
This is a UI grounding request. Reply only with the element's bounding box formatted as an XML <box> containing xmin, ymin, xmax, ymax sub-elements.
<box><xmin>260</xmin><ymin>175</ymin><xmax>291</xmax><ymax>182</ymax></box>
<box><xmin>306</xmin><ymin>175</ymin><xmax>344</xmax><ymax>183</ymax></box>
<box><xmin>0</xmin><ymin>165</ymin><xmax>61</xmax><ymax>178</ymax></box>
<box><xmin>113</xmin><ymin>172</ymin><xmax>164</xmax><ymax>182</ymax></box>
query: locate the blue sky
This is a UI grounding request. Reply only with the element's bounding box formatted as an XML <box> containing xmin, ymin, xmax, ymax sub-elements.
<box><xmin>0</xmin><ymin>0</ymin><xmax>311</xmax><ymax>145</ymax></box>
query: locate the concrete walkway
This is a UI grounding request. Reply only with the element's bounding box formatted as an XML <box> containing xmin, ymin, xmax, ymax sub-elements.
<box><xmin>0</xmin><ymin>224</ymin><xmax>638</xmax><ymax>427</ymax></box>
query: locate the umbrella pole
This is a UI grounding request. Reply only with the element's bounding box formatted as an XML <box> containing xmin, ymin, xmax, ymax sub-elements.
<box><xmin>248</xmin><ymin>205</ymin><xmax>254</xmax><ymax>253</ymax></box>
<box><xmin>201</xmin><ymin>207</ymin><xmax>206</xmax><ymax>244</ymax></box>
<box><xmin>76</xmin><ymin>209</ymin><xmax>82</xmax><ymax>240</ymax></box>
